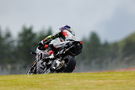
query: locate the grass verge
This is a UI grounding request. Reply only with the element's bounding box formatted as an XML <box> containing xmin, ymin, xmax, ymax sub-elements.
<box><xmin>0</xmin><ymin>71</ymin><xmax>135</xmax><ymax>90</ymax></box>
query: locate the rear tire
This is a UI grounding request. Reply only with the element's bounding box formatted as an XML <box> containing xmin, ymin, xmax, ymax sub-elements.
<box><xmin>63</xmin><ymin>56</ymin><xmax>76</xmax><ymax>73</ymax></box>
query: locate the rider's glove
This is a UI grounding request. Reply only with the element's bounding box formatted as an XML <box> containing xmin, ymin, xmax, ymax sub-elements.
<box><xmin>38</xmin><ymin>42</ymin><xmax>45</xmax><ymax>50</ymax></box>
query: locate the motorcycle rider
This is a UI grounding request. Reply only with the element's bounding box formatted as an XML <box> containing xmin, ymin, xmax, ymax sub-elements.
<box><xmin>38</xmin><ymin>25</ymin><xmax>76</xmax><ymax>59</ymax></box>
<box><xmin>36</xmin><ymin>25</ymin><xmax>78</xmax><ymax>73</ymax></box>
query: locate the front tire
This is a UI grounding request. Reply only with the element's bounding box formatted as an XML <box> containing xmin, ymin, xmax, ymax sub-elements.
<box><xmin>27</xmin><ymin>61</ymin><xmax>37</xmax><ymax>74</ymax></box>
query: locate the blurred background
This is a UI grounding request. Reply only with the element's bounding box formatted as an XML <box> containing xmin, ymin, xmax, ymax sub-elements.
<box><xmin>0</xmin><ymin>0</ymin><xmax>135</xmax><ymax>74</ymax></box>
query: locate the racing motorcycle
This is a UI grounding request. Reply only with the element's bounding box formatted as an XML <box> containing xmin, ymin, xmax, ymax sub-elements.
<box><xmin>27</xmin><ymin>40</ymin><xmax>83</xmax><ymax>74</ymax></box>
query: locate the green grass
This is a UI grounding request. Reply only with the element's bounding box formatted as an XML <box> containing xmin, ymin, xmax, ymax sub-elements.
<box><xmin>0</xmin><ymin>71</ymin><xmax>135</xmax><ymax>90</ymax></box>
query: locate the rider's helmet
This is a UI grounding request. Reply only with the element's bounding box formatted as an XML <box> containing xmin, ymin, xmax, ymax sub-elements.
<box><xmin>59</xmin><ymin>25</ymin><xmax>75</xmax><ymax>36</ymax></box>
<box><xmin>59</xmin><ymin>25</ymin><xmax>71</xmax><ymax>31</ymax></box>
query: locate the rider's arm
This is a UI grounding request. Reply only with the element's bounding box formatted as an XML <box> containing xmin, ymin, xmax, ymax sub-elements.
<box><xmin>38</xmin><ymin>30</ymin><xmax>75</xmax><ymax>50</ymax></box>
<box><xmin>38</xmin><ymin>33</ymin><xmax>60</xmax><ymax>50</ymax></box>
